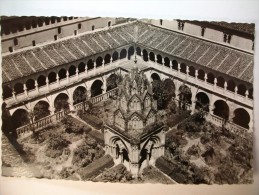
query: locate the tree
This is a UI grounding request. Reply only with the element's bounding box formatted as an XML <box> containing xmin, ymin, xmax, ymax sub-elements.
<box><xmin>178</xmin><ymin>85</ymin><xmax>192</xmax><ymax>110</ymax></box>
<box><xmin>106</xmin><ymin>74</ymin><xmax>123</xmax><ymax>91</ymax></box>
<box><xmin>34</xmin><ymin>102</ymin><xmax>50</xmax><ymax>120</ymax></box>
<box><xmin>152</xmin><ymin>79</ymin><xmax>175</xmax><ymax>110</ymax></box>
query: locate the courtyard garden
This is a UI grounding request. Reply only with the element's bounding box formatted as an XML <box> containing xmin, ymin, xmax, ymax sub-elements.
<box><xmin>157</xmin><ymin>112</ymin><xmax>253</xmax><ymax>184</ymax></box>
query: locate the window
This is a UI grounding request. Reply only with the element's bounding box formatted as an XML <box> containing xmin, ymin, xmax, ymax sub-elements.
<box><xmin>178</xmin><ymin>21</ymin><xmax>185</xmax><ymax>31</ymax></box>
<box><xmin>108</xmin><ymin>21</ymin><xmax>111</xmax><ymax>27</ymax></box>
<box><xmin>14</xmin><ymin>38</ymin><xmax>18</xmax><ymax>46</ymax></box>
<box><xmin>32</xmin><ymin>40</ymin><xmax>36</xmax><ymax>46</ymax></box>
<box><xmin>78</xmin><ymin>23</ymin><xmax>82</xmax><ymax>29</ymax></box>
<box><xmin>54</xmin><ymin>35</ymin><xmax>57</xmax><ymax>41</ymax></box>
<box><xmin>160</xmin><ymin>19</ymin><xmax>163</xmax><ymax>26</ymax></box>
<box><xmin>92</xmin><ymin>25</ymin><xmax>95</xmax><ymax>31</ymax></box>
<box><xmin>201</xmin><ymin>27</ymin><xmax>206</xmax><ymax>36</ymax></box>
<box><xmin>74</xmin><ymin>30</ymin><xmax>77</xmax><ymax>35</ymax></box>
<box><xmin>223</xmin><ymin>33</ymin><xmax>232</xmax><ymax>43</ymax></box>
<box><xmin>9</xmin><ymin>47</ymin><xmax>13</xmax><ymax>52</ymax></box>
<box><xmin>58</xmin><ymin>27</ymin><xmax>61</xmax><ymax>34</ymax></box>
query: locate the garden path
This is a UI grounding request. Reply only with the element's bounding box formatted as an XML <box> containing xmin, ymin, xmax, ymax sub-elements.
<box><xmin>2</xmin><ymin>135</ymin><xmax>41</xmax><ymax>178</ymax></box>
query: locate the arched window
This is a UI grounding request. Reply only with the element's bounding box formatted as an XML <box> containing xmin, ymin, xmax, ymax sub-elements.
<box><xmin>73</xmin><ymin>86</ymin><xmax>87</xmax><ymax>105</ymax></box>
<box><xmin>172</xmin><ymin>60</ymin><xmax>178</xmax><ymax>71</ymax></box>
<box><xmin>34</xmin><ymin>101</ymin><xmax>50</xmax><ymax>120</ymax></box>
<box><xmin>68</xmin><ymin>65</ymin><xmax>76</xmax><ymax>76</ymax></box>
<box><xmin>164</xmin><ymin>57</ymin><xmax>170</xmax><ymax>67</ymax></box>
<box><xmin>180</xmin><ymin>63</ymin><xmax>187</xmax><ymax>74</ymax></box>
<box><xmin>136</xmin><ymin>47</ymin><xmax>141</xmax><ymax>56</ymax></box>
<box><xmin>238</xmin><ymin>84</ymin><xmax>246</xmax><ymax>96</ymax></box>
<box><xmin>91</xmin><ymin>80</ymin><xmax>103</xmax><ymax>97</ymax></box>
<box><xmin>207</xmin><ymin>73</ymin><xmax>214</xmax><ymax>84</ymax></box>
<box><xmin>227</xmin><ymin>80</ymin><xmax>235</xmax><ymax>92</ymax></box>
<box><xmin>54</xmin><ymin>93</ymin><xmax>69</xmax><ymax>112</ymax></box>
<box><xmin>48</xmin><ymin>72</ymin><xmax>57</xmax><ymax>84</ymax></box>
<box><xmin>213</xmin><ymin>100</ymin><xmax>229</xmax><ymax>120</ymax></box>
<box><xmin>149</xmin><ymin>52</ymin><xmax>155</xmax><ymax>62</ymax></box>
<box><xmin>12</xmin><ymin>109</ymin><xmax>30</xmax><ymax>129</ymax></box>
<box><xmin>104</xmin><ymin>54</ymin><xmax>111</xmax><ymax>64</ymax></box>
<box><xmin>96</xmin><ymin>56</ymin><xmax>103</xmax><ymax>67</ymax></box>
<box><xmin>128</xmin><ymin>46</ymin><xmax>134</xmax><ymax>60</ymax></box>
<box><xmin>189</xmin><ymin>66</ymin><xmax>195</xmax><ymax>77</ymax></box>
<box><xmin>26</xmin><ymin>79</ymin><xmax>35</xmax><ymax>91</ymax></box>
<box><xmin>217</xmin><ymin>76</ymin><xmax>225</xmax><ymax>88</ymax></box>
<box><xmin>151</xmin><ymin>73</ymin><xmax>161</xmax><ymax>81</ymax></box>
<box><xmin>87</xmin><ymin>59</ymin><xmax>94</xmax><ymax>70</ymax></box>
<box><xmin>108</xmin><ymin>21</ymin><xmax>111</xmax><ymax>27</ymax></box>
<box><xmin>78</xmin><ymin>62</ymin><xmax>86</xmax><ymax>73</ymax></box>
<box><xmin>2</xmin><ymin>85</ymin><xmax>12</xmax><ymax>99</ymax></box>
<box><xmin>112</xmin><ymin>51</ymin><xmax>119</xmax><ymax>62</ymax></box>
<box><xmin>198</xmin><ymin>69</ymin><xmax>205</xmax><ymax>81</ymax></box>
<box><xmin>120</xmin><ymin>49</ymin><xmax>127</xmax><ymax>59</ymax></box>
<box><xmin>92</xmin><ymin>25</ymin><xmax>95</xmax><ymax>31</ymax></box>
<box><xmin>14</xmin><ymin>38</ymin><xmax>18</xmax><ymax>46</ymax></box>
<box><xmin>58</xmin><ymin>69</ymin><xmax>67</xmax><ymax>80</ymax></box>
<box><xmin>142</xmin><ymin>49</ymin><xmax>148</xmax><ymax>62</ymax></box>
<box><xmin>14</xmin><ymin>83</ymin><xmax>24</xmax><ymax>95</ymax></box>
<box><xmin>157</xmin><ymin>55</ymin><xmax>162</xmax><ymax>65</ymax></box>
<box><xmin>195</xmin><ymin>92</ymin><xmax>210</xmax><ymax>112</ymax></box>
<box><xmin>37</xmin><ymin>75</ymin><xmax>46</xmax><ymax>87</ymax></box>
<box><xmin>233</xmin><ymin>108</ymin><xmax>250</xmax><ymax>129</ymax></box>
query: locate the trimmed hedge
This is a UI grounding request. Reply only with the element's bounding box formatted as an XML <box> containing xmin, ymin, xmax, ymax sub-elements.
<box><xmin>78</xmin><ymin>155</ymin><xmax>114</xmax><ymax>180</ymax></box>
<box><xmin>80</xmin><ymin>113</ymin><xmax>103</xmax><ymax>130</ymax></box>
<box><xmin>89</xmin><ymin>130</ymin><xmax>104</xmax><ymax>146</ymax></box>
<box><xmin>155</xmin><ymin>156</ymin><xmax>190</xmax><ymax>183</ymax></box>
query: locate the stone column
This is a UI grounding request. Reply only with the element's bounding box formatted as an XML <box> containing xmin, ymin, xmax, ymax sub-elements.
<box><xmin>12</xmin><ymin>89</ymin><xmax>17</xmax><ymax>101</ymax></box>
<box><xmin>76</xmin><ymin>67</ymin><xmax>79</xmax><ymax>78</ymax></box>
<box><xmin>234</xmin><ymin>86</ymin><xmax>238</xmax><ymax>98</ymax></box>
<box><xmin>66</xmin><ymin>70</ymin><xmax>70</xmax><ymax>83</ymax></box>
<box><xmin>23</xmin><ymin>84</ymin><xmax>28</xmax><ymax>97</ymax></box>
<box><xmin>162</xmin><ymin>58</ymin><xmax>165</xmax><ymax>66</ymax></box>
<box><xmin>102</xmin><ymin>59</ymin><xmax>105</xmax><ymax>67</ymax></box>
<box><xmin>178</xmin><ymin>63</ymin><xmax>181</xmax><ymax>74</ymax></box>
<box><xmin>204</xmin><ymin>73</ymin><xmax>208</xmax><ymax>83</ymax></box>
<box><xmin>35</xmin><ymin>80</ymin><xmax>39</xmax><ymax>93</ymax></box>
<box><xmin>56</xmin><ymin>74</ymin><xmax>60</xmax><ymax>85</ymax></box>
<box><xmin>224</xmin><ymin>81</ymin><xmax>227</xmax><ymax>93</ymax></box>
<box><xmin>110</xmin><ymin>56</ymin><xmax>113</xmax><ymax>64</ymax></box>
<box><xmin>245</xmin><ymin>90</ymin><xmax>249</xmax><ymax>101</ymax></box>
<box><xmin>213</xmin><ymin>78</ymin><xmax>217</xmax><ymax>90</ymax></box>
<box><xmin>195</xmin><ymin>70</ymin><xmax>198</xmax><ymax>83</ymax></box>
<box><xmin>46</xmin><ymin>77</ymin><xmax>50</xmax><ymax>90</ymax></box>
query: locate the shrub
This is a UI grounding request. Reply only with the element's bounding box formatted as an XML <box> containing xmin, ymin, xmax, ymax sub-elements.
<box><xmin>62</xmin><ymin>115</ymin><xmax>91</xmax><ymax>134</ymax></box>
<box><xmin>78</xmin><ymin>155</ymin><xmax>114</xmax><ymax>180</ymax></box>
<box><xmin>59</xmin><ymin>167</ymin><xmax>75</xmax><ymax>178</ymax></box>
<box><xmin>155</xmin><ymin>156</ymin><xmax>190</xmax><ymax>183</ymax></box>
<box><xmin>72</xmin><ymin>136</ymin><xmax>105</xmax><ymax>167</ymax></box>
<box><xmin>45</xmin><ymin>135</ymin><xmax>71</xmax><ymax>158</ymax></box>
<box><xmin>187</xmin><ymin>144</ymin><xmax>200</xmax><ymax>157</ymax></box>
<box><xmin>94</xmin><ymin>164</ymin><xmax>133</xmax><ymax>182</ymax></box>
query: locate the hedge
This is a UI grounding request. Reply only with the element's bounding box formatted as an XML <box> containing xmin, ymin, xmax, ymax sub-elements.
<box><xmin>80</xmin><ymin>113</ymin><xmax>103</xmax><ymax>130</ymax></box>
<box><xmin>78</xmin><ymin>155</ymin><xmax>114</xmax><ymax>180</ymax></box>
<box><xmin>155</xmin><ymin>156</ymin><xmax>190</xmax><ymax>183</ymax></box>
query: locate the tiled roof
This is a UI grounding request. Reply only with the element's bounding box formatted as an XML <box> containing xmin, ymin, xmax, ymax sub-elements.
<box><xmin>136</xmin><ymin>23</ymin><xmax>253</xmax><ymax>83</ymax></box>
<box><xmin>2</xmin><ymin>21</ymin><xmax>253</xmax><ymax>84</ymax></box>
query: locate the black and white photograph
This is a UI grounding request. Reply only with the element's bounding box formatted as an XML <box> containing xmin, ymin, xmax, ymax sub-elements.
<box><xmin>1</xmin><ymin>15</ymin><xmax>255</xmax><ymax>185</ymax></box>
